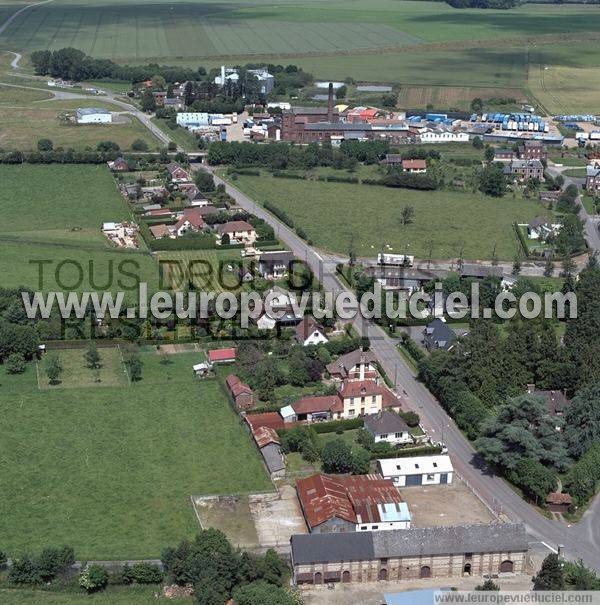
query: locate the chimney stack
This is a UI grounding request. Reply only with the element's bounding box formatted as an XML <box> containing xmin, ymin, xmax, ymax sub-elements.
<box><xmin>327</xmin><ymin>82</ymin><xmax>334</xmax><ymax>123</ymax></box>
<box><xmin>221</xmin><ymin>65</ymin><xmax>226</xmax><ymax>86</ymax></box>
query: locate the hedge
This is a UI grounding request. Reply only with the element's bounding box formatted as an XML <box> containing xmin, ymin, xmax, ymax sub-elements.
<box><xmin>148</xmin><ymin>234</ymin><xmax>218</xmax><ymax>251</ymax></box>
<box><xmin>264</xmin><ymin>201</ymin><xmax>294</xmax><ymax>228</ymax></box>
<box><xmin>310</xmin><ymin>417</ymin><xmax>364</xmax><ymax>434</ymax></box>
<box><xmin>374</xmin><ymin>444</ymin><xmax>442</xmax><ymax>459</ymax></box>
<box><xmin>563</xmin><ymin>441</ymin><xmax>600</xmax><ymax>506</ymax></box>
<box><xmin>513</xmin><ymin>221</ymin><xmax>530</xmax><ymax>257</ymax></box>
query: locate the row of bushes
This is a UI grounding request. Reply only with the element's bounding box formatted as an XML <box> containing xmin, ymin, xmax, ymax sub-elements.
<box><xmin>373</xmin><ymin>444</ymin><xmax>443</xmax><ymax>459</ymax></box>
<box><xmin>400</xmin><ymin>333</ymin><xmax>426</xmax><ymax>363</ymax></box>
<box><xmin>310</xmin><ymin>417</ymin><xmax>364</xmax><ymax>434</ymax></box>
<box><xmin>263</xmin><ymin>201</ymin><xmax>294</xmax><ymax>228</ymax></box>
<box><xmin>563</xmin><ymin>441</ymin><xmax>600</xmax><ymax>507</ymax></box>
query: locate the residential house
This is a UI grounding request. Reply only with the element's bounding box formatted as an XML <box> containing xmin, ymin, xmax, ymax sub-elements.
<box><xmin>295</xmin><ymin>316</ymin><xmax>328</xmax><ymax>347</ymax></box>
<box><xmin>338</xmin><ymin>380</ymin><xmax>402</xmax><ymax>419</ymax></box>
<box><xmin>423</xmin><ymin>319</ymin><xmax>457</xmax><ymax>352</ymax></box>
<box><xmin>493</xmin><ymin>148</ymin><xmax>514</xmax><ymax>162</ymax></box>
<box><xmin>526</xmin><ymin>383</ymin><xmax>570</xmax><ymax>425</ymax></box>
<box><xmin>546</xmin><ymin>492</ymin><xmax>572</xmax><ymax>514</ymax></box>
<box><xmin>326</xmin><ymin>349</ymin><xmax>378</xmax><ymax>382</ymax></box>
<box><xmin>164</xmin><ymin>98</ymin><xmax>185</xmax><ymax>110</ymax></box>
<box><xmin>526</xmin><ymin>217</ymin><xmax>561</xmax><ymax>241</ymax></box>
<box><xmin>380</xmin><ymin>154</ymin><xmax>403</xmax><ymax>167</ymax></box>
<box><xmin>402</xmin><ymin>159</ymin><xmax>427</xmax><ymax>174</ymax></box>
<box><xmin>291</xmin><ymin>523</ymin><xmax>528</xmax><ymax>585</ymax></box>
<box><xmin>216</xmin><ymin>221</ymin><xmax>257</xmax><ymax>245</ymax></box>
<box><xmin>586</xmin><ymin>165</ymin><xmax>600</xmax><ymax>194</ymax></box>
<box><xmin>225</xmin><ymin>375</ymin><xmax>254</xmax><ymax>410</ymax></box>
<box><xmin>148</xmin><ymin>210</ymin><xmax>205</xmax><ymax>239</ymax></box>
<box><xmin>518</xmin><ymin>140</ymin><xmax>547</xmax><ymax>161</ymax></box>
<box><xmin>166</xmin><ymin>162</ymin><xmax>191</xmax><ymax>183</ymax></box>
<box><xmin>251</xmin><ymin>425</ymin><xmax>285</xmax><ymax>478</ymax></box>
<box><xmin>207</xmin><ymin>347</ymin><xmax>236</xmax><ymax>364</ymax></box>
<box><xmin>258</xmin><ymin>251</ymin><xmax>294</xmax><ymax>280</ymax></box>
<box><xmin>364</xmin><ymin>411</ymin><xmax>412</xmax><ymax>445</ymax></box>
<box><xmin>260</xmin><ymin>286</ymin><xmax>304</xmax><ymax>326</ymax></box>
<box><xmin>503</xmin><ymin>159</ymin><xmax>544</xmax><ymax>181</ymax></box>
<box><xmin>296</xmin><ymin>474</ymin><xmax>411</xmax><ymax>534</ymax></box>
<box><xmin>107</xmin><ymin>157</ymin><xmax>130</xmax><ymax>172</ymax></box>
<box><xmin>378</xmin><ymin>455</ymin><xmax>454</xmax><ymax>487</ymax></box>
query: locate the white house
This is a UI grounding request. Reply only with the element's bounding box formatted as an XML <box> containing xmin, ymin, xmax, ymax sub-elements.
<box><xmin>363</xmin><ymin>411</ymin><xmax>413</xmax><ymax>445</ymax></box>
<box><xmin>378</xmin><ymin>455</ymin><xmax>454</xmax><ymax>487</ymax></box>
<box><xmin>295</xmin><ymin>316</ymin><xmax>328</xmax><ymax>347</ymax></box>
<box><xmin>419</xmin><ymin>129</ymin><xmax>469</xmax><ymax>144</ymax></box>
<box><xmin>76</xmin><ymin>108</ymin><xmax>112</xmax><ymax>124</ymax></box>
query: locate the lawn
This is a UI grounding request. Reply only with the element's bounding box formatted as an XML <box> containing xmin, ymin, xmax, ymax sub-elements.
<box><xmin>157</xmin><ymin>249</ymin><xmax>251</xmax><ymax>293</ymax></box>
<box><xmin>0</xmin><ymin>85</ymin><xmax>53</xmax><ymax>104</ymax></box>
<box><xmin>230</xmin><ymin>173</ymin><xmax>548</xmax><ymax>261</ymax></box>
<box><xmin>38</xmin><ymin>347</ymin><xmax>129</xmax><ymax>389</ymax></box>
<box><xmin>0</xmin><ymin>165</ymin><xmax>159</xmax><ymax>292</ymax></box>
<box><xmin>0</xmin><ymin>106</ymin><xmax>160</xmax><ymax>151</ymax></box>
<box><xmin>0</xmin><ymin>350</ymin><xmax>272</xmax><ymax>559</ymax></box>
<box><xmin>151</xmin><ymin>117</ymin><xmax>201</xmax><ymax>152</ymax></box>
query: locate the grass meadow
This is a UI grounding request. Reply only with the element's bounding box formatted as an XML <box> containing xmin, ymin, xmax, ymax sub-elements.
<box><xmin>230</xmin><ymin>173</ymin><xmax>548</xmax><ymax>261</ymax></box>
<box><xmin>0</xmin><ymin>165</ymin><xmax>159</xmax><ymax>292</ymax></box>
<box><xmin>0</xmin><ymin>102</ymin><xmax>161</xmax><ymax>151</ymax></box>
<box><xmin>0</xmin><ymin>350</ymin><xmax>271</xmax><ymax>559</ymax></box>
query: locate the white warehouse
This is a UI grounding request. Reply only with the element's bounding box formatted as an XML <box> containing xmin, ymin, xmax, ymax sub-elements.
<box><xmin>378</xmin><ymin>455</ymin><xmax>454</xmax><ymax>487</ymax></box>
<box><xmin>76</xmin><ymin>108</ymin><xmax>112</xmax><ymax>124</ymax></box>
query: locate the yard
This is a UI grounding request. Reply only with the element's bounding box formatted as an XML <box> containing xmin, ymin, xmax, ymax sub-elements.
<box><xmin>0</xmin><ymin>349</ymin><xmax>272</xmax><ymax>559</ymax></box>
<box><xmin>0</xmin><ymin>164</ymin><xmax>159</xmax><ymax>292</ymax></box>
<box><xmin>230</xmin><ymin>172</ymin><xmax>549</xmax><ymax>261</ymax></box>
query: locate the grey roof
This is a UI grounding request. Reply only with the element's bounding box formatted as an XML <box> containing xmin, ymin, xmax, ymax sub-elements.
<box><xmin>261</xmin><ymin>443</ymin><xmax>285</xmax><ymax>474</ymax></box>
<box><xmin>326</xmin><ymin>348</ymin><xmax>378</xmax><ymax>378</ymax></box>
<box><xmin>291</xmin><ymin>523</ymin><xmax>527</xmax><ymax>565</ymax></box>
<box><xmin>291</xmin><ymin>531</ymin><xmax>374</xmax><ymax>565</ymax></box>
<box><xmin>528</xmin><ymin>216</ymin><xmax>551</xmax><ymax>229</ymax></box>
<box><xmin>364</xmin><ymin>410</ymin><xmax>409</xmax><ymax>436</ymax></box>
<box><xmin>372</xmin><ymin>523</ymin><xmax>527</xmax><ymax>558</ymax></box>
<box><xmin>288</xmin><ymin>106</ymin><xmax>339</xmax><ymax>115</ymax></box>
<box><xmin>259</xmin><ymin>251</ymin><xmax>294</xmax><ymax>264</ymax></box>
<box><xmin>423</xmin><ymin>318</ymin><xmax>456</xmax><ymax>351</ymax></box>
<box><xmin>460</xmin><ymin>263</ymin><xmax>503</xmax><ymax>278</ymax></box>
<box><xmin>76</xmin><ymin>107</ymin><xmax>110</xmax><ymax>115</ymax></box>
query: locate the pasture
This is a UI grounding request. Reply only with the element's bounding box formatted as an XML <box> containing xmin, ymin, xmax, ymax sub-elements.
<box><xmin>0</xmin><ymin>102</ymin><xmax>160</xmax><ymax>151</ymax></box>
<box><xmin>0</xmin><ymin>350</ymin><xmax>271</xmax><ymax>559</ymax></box>
<box><xmin>230</xmin><ymin>173</ymin><xmax>549</xmax><ymax>261</ymax></box>
<box><xmin>0</xmin><ymin>165</ymin><xmax>159</xmax><ymax>292</ymax></box>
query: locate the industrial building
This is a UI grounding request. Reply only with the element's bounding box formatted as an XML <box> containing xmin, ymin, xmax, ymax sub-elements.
<box><xmin>76</xmin><ymin>108</ymin><xmax>112</xmax><ymax>124</ymax></box>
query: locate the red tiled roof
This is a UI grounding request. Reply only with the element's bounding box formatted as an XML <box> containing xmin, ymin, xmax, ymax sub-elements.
<box><xmin>208</xmin><ymin>347</ymin><xmax>236</xmax><ymax>362</ymax></box>
<box><xmin>402</xmin><ymin>159</ymin><xmax>426</xmax><ymax>170</ymax></box>
<box><xmin>546</xmin><ymin>492</ymin><xmax>572</xmax><ymax>505</ymax></box>
<box><xmin>252</xmin><ymin>425</ymin><xmax>280</xmax><ymax>448</ymax></box>
<box><xmin>292</xmin><ymin>395</ymin><xmax>340</xmax><ymax>415</ymax></box>
<box><xmin>146</xmin><ymin>208</ymin><xmax>173</xmax><ymax>217</ymax></box>
<box><xmin>245</xmin><ymin>412</ymin><xmax>285</xmax><ymax>431</ymax></box>
<box><xmin>296</xmin><ymin>473</ymin><xmax>403</xmax><ymax>529</ymax></box>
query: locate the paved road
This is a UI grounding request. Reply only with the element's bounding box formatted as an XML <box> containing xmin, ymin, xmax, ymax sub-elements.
<box><xmin>203</xmin><ymin>164</ymin><xmax>600</xmax><ymax>571</ymax></box>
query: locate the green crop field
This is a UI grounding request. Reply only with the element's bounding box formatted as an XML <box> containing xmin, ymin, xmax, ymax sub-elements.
<box><xmin>1</xmin><ymin>0</ymin><xmax>599</xmax><ymax>109</ymax></box>
<box><xmin>0</xmin><ymin>165</ymin><xmax>159</xmax><ymax>292</ymax></box>
<box><xmin>0</xmin><ymin>350</ymin><xmax>271</xmax><ymax>559</ymax></box>
<box><xmin>230</xmin><ymin>173</ymin><xmax>549</xmax><ymax>261</ymax></box>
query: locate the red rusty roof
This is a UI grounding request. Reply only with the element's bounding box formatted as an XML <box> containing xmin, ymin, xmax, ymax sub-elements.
<box><xmin>296</xmin><ymin>473</ymin><xmax>404</xmax><ymax>529</ymax></box>
<box><xmin>225</xmin><ymin>374</ymin><xmax>252</xmax><ymax>398</ymax></box>
<box><xmin>402</xmin><ymin>159</ymin><xmax>427</xmax><ymax>170</ymax></box>
<box><xmin>245</xmin><ymin>412</ymin><xmax>285</xmax><ymax>431</ymax></box>
<box><xmin>546</xmin><ymin>492</ymin><xmax>572</xmax><ymax>505</ymax></box>
<box><xmin>292</xmin><ymin>395</ymin><xmax>340</xmax><ymax>415</ymax></box>
<box><xmin>208</xmin><ymin>348</ymin><xmax>236</xmax><ymax>363</ymax></box>
<box><xmin>252</xmin><ymin>425</ymin><xmax>280</xmax><ymax>448</ymax></box>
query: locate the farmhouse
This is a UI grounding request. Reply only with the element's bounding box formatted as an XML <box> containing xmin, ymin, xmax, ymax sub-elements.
<box><xmin>258</xmin><ymin>250</ymin><xmax>294</xmax><ymax>279</ymax></box>
<box><xmin>503</xmin><ymin>159</ymin><xmax>544</xmax><ymax>181</ymax></box>
<box><xmin>378</xmin><ymin>455</ymin><xmax>454</xmax><ymax>487</ymax></box>
<box><xmin>295</xmin><ymin>316</ymin><xmax>328</xmax><ymax>346</ymax></box>
<box><xmin>208</xmin><ymin>348</ymin><xmax>236</xmax><ymax>364</ymax></box>
<box><xmin>402</xmin><ymin>159</ymin><xmax>427</xmax><ymax>174</ymax></box>
<box><xmin>216</xmin><ymin>221</ymin><xmax>257</xmax><ymax>245</ymax></box>
<box><xmin>296</xmin><ymin>474</ymin><xmax>411</xmax><ymax>534</ymax></box>
<box><xmin>326</xmin><ymin>349</ymin><xmax>378</xmax><ymax>382</ymax></box>
<box><xmin>165</xmin><ymin>162</ymin><xmax>191</xmax><ymax>183</ymax></box>
<box><xmin>76</xmin><ymin>108</ymin><xmax>112</xmax><ymax>124</ymax></box>
<box><xmin>225</xmin><ymin>375</ymin><xmax>254</xmax><ymax>410</ymax></box>
<box><xmin>423</xmin><ymin>319</ymin><xmax>457</xmax><ymax>352</ymax></box>
<box><xmin>364</xmin><ymin>411</ymin><xmax>412</xmax><ymax>445</ymax></box>
<box><xmin>586</xmin><ymin>166</ymin><xmax>600</xmax><ymax>193</ymax></box>
<box><xmin>291</xmin><ymin>523</ymin><xmax>528</xmax><ymax>585</ymax></box>
<box><xmin>107</xmin><ymin>157</ymin><xmax>129</xmax><ymax>171</ymax></box>
<box><xmin>250</xmin><ymin>425</ymin><xmax>285</xmax><ymax>478</ymax></box>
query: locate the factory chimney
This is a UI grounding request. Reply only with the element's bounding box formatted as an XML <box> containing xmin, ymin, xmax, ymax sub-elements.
<box><xmin>327</xmin><ymin>82</ymin><xmax>334</xmax><ymax>123</ymax></box>
<box><xmin>220</xmin><ymin>65</ymin><xmax>226</xmax><ymax>86</ymax></box>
